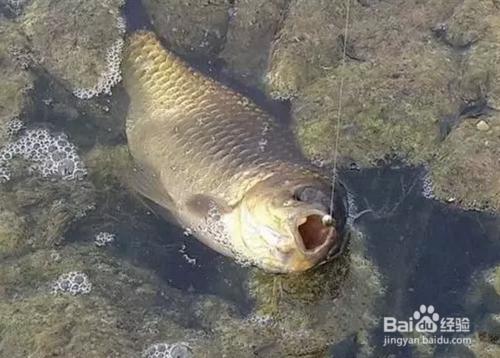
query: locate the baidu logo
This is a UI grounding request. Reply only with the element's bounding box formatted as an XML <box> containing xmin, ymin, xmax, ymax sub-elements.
<box><xmin>413</xmin><ymin>304</ymin><xmax>440</xmax><ymax>332</ymax></box>
<box><xmin>384</xmin><ymin>304</ymin><xmax>440</xmax><ymax>333</ymax></box>
<box><xmin>382</xmin><ymin>304</ymin><xmax>472</xmax><ymax>347</ymax></box>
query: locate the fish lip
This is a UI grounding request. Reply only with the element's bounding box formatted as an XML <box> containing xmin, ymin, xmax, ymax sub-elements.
<box><xmin>293</xmin><ymin>209</ymin><xmax>337</xmax><ymax>257</ymax></box>
<box><xmin>325</xmin><ymin>227</ymin><xmax>349</xmax><ymax>261</ymax></box>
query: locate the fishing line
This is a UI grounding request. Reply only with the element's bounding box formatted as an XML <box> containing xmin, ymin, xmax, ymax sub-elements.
<box><xmin>329</xmin><ymin>0</ymin><xmax>351</xmax><ymax>217</ymax></box>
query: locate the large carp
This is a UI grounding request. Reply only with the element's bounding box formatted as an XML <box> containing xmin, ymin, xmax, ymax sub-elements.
<box><xmin>123</xmin><ymin>31</ymin><xmax>348</xmax><ymax>273</ymax></box>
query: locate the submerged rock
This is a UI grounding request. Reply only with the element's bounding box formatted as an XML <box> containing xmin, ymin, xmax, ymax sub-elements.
<box><xmin>219</xmin><ymin>0</ymin><xmax>289</xmax><ymax>87</ymax></box>
<box><xmin>0</xmin><ymin>242</ymin><xmax>233</xmax><ymax>357</ymax></box>
<box><xmin>143</xmin><ymin>0</ymin><xmax>231</xmax><ymax>59</ymax></box>
<box><xmin>0</xmin><ymin>244</ymin><xmax>169</xmax><ymax>357</ymax></box>
<box><xmin>272</xmin><ymin>0</ymin><xmax>458</xmax><ymax>163</ymax></box>
<box><xmin>430</xmin><ymin>117</ymin><xmax>500</xmax><ymax>211</ymax></box>
<box><xmin>0</xmin><ymin>165</ymin><xmax>95</xmax><ymax>257</ymax></box>
<box><xmin>0</xmin><ymin>20</ymin><xmax>33</xmax><ymax>147</ymax></box>
<box><xmin>460</xmin><ymin>265</ymin><xmax>500</xmax><ymax>358</ymax></box>
<box><xmin>262</xmin><ymin>0</ymin><xmax>499</xmax><ymax>211</ymax></box>
<box><xmin>21</xmin><ymin>0</ymin><xmax>125</xmax><ymax>96</ymax></box>
<box><xmin>266</xmin><ymin>0</ymin><xmax>348</xmax><ymax>99</ymax></box>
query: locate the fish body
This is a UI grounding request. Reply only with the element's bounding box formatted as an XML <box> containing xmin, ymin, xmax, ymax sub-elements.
<box><xmin>123</xmin><ymin>32</ymin><xmax>348</xmax><ymax>273</ymax></box>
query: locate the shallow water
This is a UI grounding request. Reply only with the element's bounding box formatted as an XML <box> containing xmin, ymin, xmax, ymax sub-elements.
<box><xmin>64</xmin><ymin>159</ymin><xmax>500</xmax><ymax>356</ymax></box>
<box><xmin>1</xmin><ymin>0</ymin><xmax>500</xmax><ymax>357</ymax></box>
<box><xmin>344</xmin><ymin>166</ymin><xmax>500</xmax><ymax>356</ymax></box>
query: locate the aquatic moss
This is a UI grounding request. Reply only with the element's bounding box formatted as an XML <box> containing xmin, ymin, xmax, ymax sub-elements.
<box><xmin>0</xmin><ymin>292</ymin><xmax>140</xmax><ymax>357</ymax></box>
<box><xmin>440</xmin><ymin>0</ymin><xmax>491</xmax><ymax>49</ymax></box>
<box><xmin>271</xmin><ymin>0</ymin><xmax>459</xmax><ymax>164</ymax></box>
<box><xmin>248</xmin><ymin>248</ymin><xmax>350</xmax><ymax>316</ymax></box>
<box><xmin>428</xmin><ymin>1</ymin><xmax>500</xmax><ymax>210</ymax></box>
<box><xmin>292</xmin><ymin>46</ymin><xmax>455</xmax><ymax>167</ymax></box>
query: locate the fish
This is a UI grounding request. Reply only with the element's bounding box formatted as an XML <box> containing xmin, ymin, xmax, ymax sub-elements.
<box><xmin>122</xmin><ymin>31</ymin><xmax>348</xmax><ymax>273</ymax></box>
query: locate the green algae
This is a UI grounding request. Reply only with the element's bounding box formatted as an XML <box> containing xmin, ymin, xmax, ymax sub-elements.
<box><xmin>248</xmin><ymin>245</ymin><xmax>350</xmax><ymax>316</ymax></box>
<box><xmin>427</xmin><ymin>2</ymin><xmax>500</xmax><ymax>211</ymax></box>
<box><xmin>462</xmin><ymin>12</ymin><xmax>500</xmax><ymax>107</ymax></box>
<box><xmin>270</xmin><ymin>0</ymin><xmax>460</xmax><ymax>163</ymax></box>
<box><xmin>439</xmin><ymin>0</ymin><xmax>492</xmax><ymax>49</ymax></box>
<box><xmin>292</xmin><ymin>56</ymin><xmax>454</xmax><ymax>167</ymax></box>
<box><xmin>266</xmin><ymin>0</ymin><xmax>349</xmax><ymax>99</ymax></box>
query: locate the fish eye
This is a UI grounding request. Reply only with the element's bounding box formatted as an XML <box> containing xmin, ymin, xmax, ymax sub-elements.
<box><xmin>293</xmin><ymin>186</ymin><xmax>332</xmax><ymax>213</ymax></box>
<box><xmin>293</xmin><ymin>186</ymin><xmax>325</xmax><ymax>204</ymax></box>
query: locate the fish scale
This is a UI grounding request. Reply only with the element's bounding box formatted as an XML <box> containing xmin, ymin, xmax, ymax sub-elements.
<box><xmin>125</xmin><ymin>31</ymin><xmax>303</xmax><ymax>195</ymax></box>
<box><xmin>123</xmin><ymin>31</ymin><xmax>348</xmax><ymax>272</ymax></box>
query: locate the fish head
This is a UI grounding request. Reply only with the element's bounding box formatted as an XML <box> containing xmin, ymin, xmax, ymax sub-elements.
<box><xmin>239</xmin><ymin>176</ymin><xmax>348</xmax><ymax>273</ymax></box>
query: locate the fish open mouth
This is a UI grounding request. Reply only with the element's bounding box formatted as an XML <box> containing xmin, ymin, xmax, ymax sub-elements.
<box><xmin>297</xmin><ymin>214</ymin><xmax>335</xmax><ymax>252</ymax></box>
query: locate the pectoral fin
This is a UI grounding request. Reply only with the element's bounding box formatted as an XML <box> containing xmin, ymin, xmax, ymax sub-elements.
<box><xmin>128</xmin><ymin>163</ymin><xmax>176</xmax><ymax>216</ymax></box>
